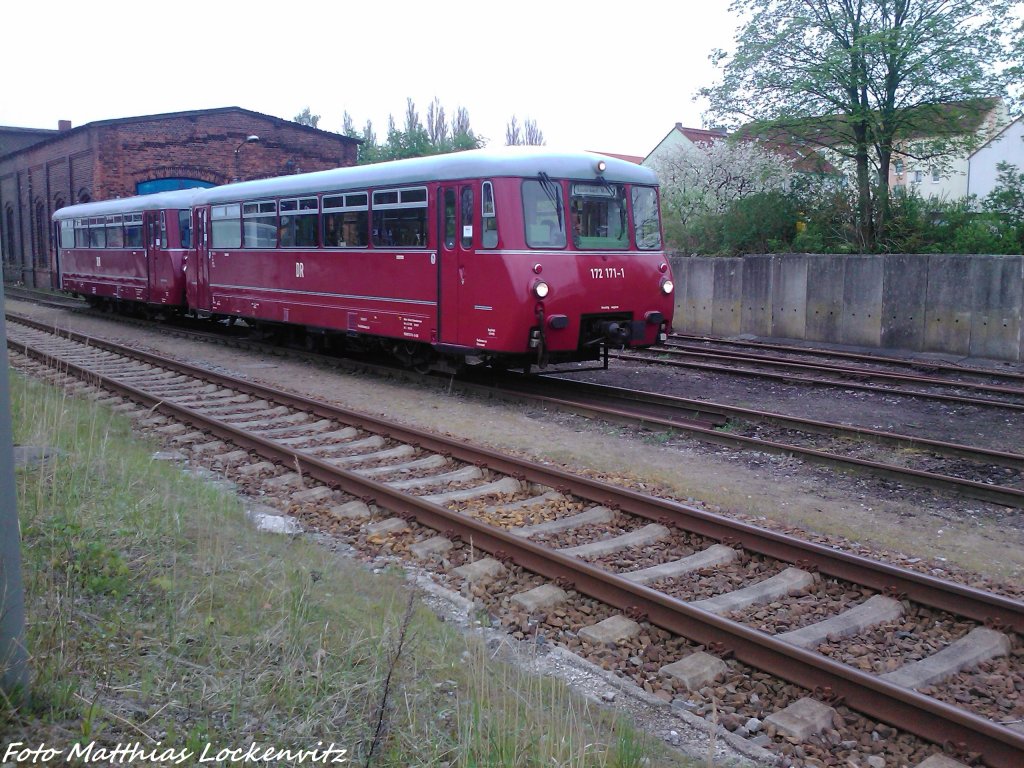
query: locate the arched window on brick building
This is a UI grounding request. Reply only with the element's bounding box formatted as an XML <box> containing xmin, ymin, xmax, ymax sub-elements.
<box><xmin>35</xmin><ymin>200</ymin><xmax>48</xmax><ymax>267</ymax></box>
<box><xmin>4</xmin><ymin>206</ymin><xmax>15</xmax><ymax>266</ymax></box>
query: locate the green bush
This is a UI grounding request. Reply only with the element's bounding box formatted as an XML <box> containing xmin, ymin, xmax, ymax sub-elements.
<box><xmin>719</xmin><ymin>191</ymin><xmax>799</xmax><ymax>255</ymax></box>
<box><xmin>663</xmin><ymin>179</ymin><xmax>1023</xmax><ymax>256</ymax></box>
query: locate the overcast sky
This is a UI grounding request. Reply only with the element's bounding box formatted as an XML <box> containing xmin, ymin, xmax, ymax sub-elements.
<box><xmin>1</xmin><ymin>0</ymin><xmax>739</xmax><ymax>159</ymax></box>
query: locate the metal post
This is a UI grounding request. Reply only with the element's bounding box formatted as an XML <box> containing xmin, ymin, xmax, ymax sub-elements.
<box><xmin>0</xmin><ymin>283</ymin><xmax>28</xmax><ymax>702</ymax></box>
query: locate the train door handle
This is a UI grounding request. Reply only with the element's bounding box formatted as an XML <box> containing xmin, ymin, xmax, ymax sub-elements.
<box><xmin>459</xmin><ymin>266</ymin><xmax>465</xmax><ymax>285</ymax></box>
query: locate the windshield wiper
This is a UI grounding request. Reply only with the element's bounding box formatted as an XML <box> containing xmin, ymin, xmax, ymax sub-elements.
<box><xmin>537</xmin><ymin>172</ymin><xmax>564</xmax><ymax>228</ymax></box>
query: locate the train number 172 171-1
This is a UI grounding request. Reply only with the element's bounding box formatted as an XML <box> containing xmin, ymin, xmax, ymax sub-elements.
<box><xmin>590</xmin><ymin>267</ymin><xmax>625</xmax><ymax>279</ymax></box>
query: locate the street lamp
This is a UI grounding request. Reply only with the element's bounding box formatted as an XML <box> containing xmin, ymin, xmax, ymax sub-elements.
<box><xmin>233</xmin><ymin>135</ymin><xmax>260</xmax><ymax>182</ymax></box>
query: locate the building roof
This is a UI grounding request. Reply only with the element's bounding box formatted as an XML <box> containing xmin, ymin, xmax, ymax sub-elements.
<box><xmin>588</xmin><ymin>151</ymin><xmax>645</xmax><ymax>165</ymax></box>
<box><xmin>675</xmin><ymin>126</ymin><xmax>729</xmax><ymax>146</ymax></box>
<box><xmin>968</xmin><ymin>114</ymin><xmax>1024</xmax><ymax>159</ymax></box>
<box><xmin>738</xmin><ymin>97</ymin><xmax>1005</xmax><ymax>149</ymax></box>
<box><xmin>646</xmin><ymin>122</ymin><xmax>836</xmax><ymax>175</ymax></box>
<box><xmin>0</xmin><ymin>106</ymin><xmax>359</xmax><ymax>161</ymax></box>
<box><xmin>0</xmin><ymin>125</ymin><xmax>59</xmax><ymax>157</ymax></box>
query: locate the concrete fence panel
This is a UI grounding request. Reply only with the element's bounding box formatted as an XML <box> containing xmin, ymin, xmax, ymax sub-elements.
<box><xmin>881</xmin><ymin>255</ymin><xmax>928</xmax><ymax>351</ymax></box>
<box><xmin>969</xmin><ymin>255</ymin><xmax>1023</xmax><ymax>360</ymax></box>
<box><xmin>740</xmin><ymin>255</ymin><xmax>773</xmax><ymax>336</ymax></box>
<box><xmin>924</xmin><ymin>255</ymin><xmax>974</xmax><ymax>355</ymax></box>
<box><xmin>711</xmin><ymin>258</ymin><xmax>744</xmax><ymax>336</ymax></box>
<box><xmin>806</xmin><ymin>255</ymin><xmax>845</xmax><ymax>342</ymax></box>
<box><xmin>682</xmin><ymin>258</ymin><xmax>716</xmax><ymax>334</ymax></box>
<box><xmin>840</xmin><ymin>256</ymin><xmax>884</xmax><ymax>347</ymax></box>
<box><xmin>772</xmin><ymin>254</ymin><xmax>808</xmax><ymax>339</ymax></box>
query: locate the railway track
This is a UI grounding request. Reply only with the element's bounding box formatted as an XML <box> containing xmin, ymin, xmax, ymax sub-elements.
<box><xmin>665</xmin><ymin>333</ymin><xmax>1024</xmax><ymax>389</ymax></box>
<box><xmin>613</xmin><ymin>340</ymin><xmax>1024</xmax><ymax>413</ymax></box>
<box><xmin>479</xmin><ymin>373</ymin><xmax>1024</xmax><ymax>509</ymax></box>
<box><xmin>6</xmin><ymin>292</ymin><xmax>1023</xmax><ymax>509</ymax></box>
<box><xmin>8</xmin><ymin>315</ymin><xmax>1023</xmax><ymax>768</ymax></box>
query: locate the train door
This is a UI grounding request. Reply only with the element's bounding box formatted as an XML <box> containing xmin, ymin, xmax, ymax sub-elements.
<box><xmin>186</xmin><ymin>207</ymin><xmax>211</xmax><ymax>312</ymax></box>
<box><xmin>143</xmin><ymin>211</ymin><xmax>163</xmax><ymax>302</ymax></box>
<box><xmin>437</xmin><ymin>183</ymin><xmax>477</xmax><ymax>347</ymax></box>
<box><xmin>147</xmin><ymin>211</ymin><xmax>174</xmax><ymax>303</ymax></box>
<box><xmin>437</xmin><ymin>186</ymin><xmax>460</xmax><ymax>344</ymax></box>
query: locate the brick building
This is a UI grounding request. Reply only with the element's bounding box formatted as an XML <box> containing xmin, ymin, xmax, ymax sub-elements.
<box><xmin>1</xmin><ymin>107</ymin><xmax>359</xmax><ymax>287</ymax></box>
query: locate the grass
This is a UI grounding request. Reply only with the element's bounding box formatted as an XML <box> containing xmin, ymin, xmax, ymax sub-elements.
<box><xmin>1</xmin><ymin>372</ymin><xmax>701</xmax><ymax>767</ymax></box>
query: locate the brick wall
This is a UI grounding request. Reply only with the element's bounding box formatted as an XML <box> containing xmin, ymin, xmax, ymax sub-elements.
<box><xmin>0</xmin><ymin>107</ymin><xmax>358</xmax><ymax>286</ymax></box>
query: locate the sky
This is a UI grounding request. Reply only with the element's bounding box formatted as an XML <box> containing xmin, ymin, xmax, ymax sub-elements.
<box><xmin>0</xmin><ymin>0</ymin><xmax>739</xmax><ymax>159</ymax></box>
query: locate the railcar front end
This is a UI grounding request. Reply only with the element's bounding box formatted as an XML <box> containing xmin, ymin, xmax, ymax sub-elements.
<box><xmin>458</xmin><ymin>167</ymin><xmax>672</xmax><ymax>369</ymax></box>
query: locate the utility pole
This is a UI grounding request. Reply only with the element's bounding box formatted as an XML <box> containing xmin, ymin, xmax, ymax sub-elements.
<box><xmin>0</xmin><ymin>283</ymin><xmax>28</xmax><ymax>703</ymax></box>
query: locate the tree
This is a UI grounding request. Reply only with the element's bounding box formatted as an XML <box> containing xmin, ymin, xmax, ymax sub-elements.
<box><xmin>506</xmin><ymin>116</ymin><xmax>545</xmax><ymax>146</ymax></box>
<box><xmin>983</xmin><ymin>161</ymin><xmax>1024</xmax><ymax>228</ymax></box>
<box><xmin>702</xmin><ymin>0</ymin><xmax>1018</xmax><ymax>250</ymax></box>
<box><xmin>341</xmin><ymin>110</ymin><xmax>359</xmax><ymax>139</ymax></box>
<box><xmin>351</xmin><ymin>98</ymin><xmax>483</xmax><ymax>165</ymax></box>
<box><xmin>426</xmin><ymin>97</ymin><xmax>448</xmax><ymax>147</ymax></box>
<box><xmin>293</xmin><ymin>106</ymin><xmax>321</xmax><ymax>129</ymax></box>
<box><xmin>651</xmin><ymin>137</ymin><xmax>795</xmax><ymax>228</ymax></box>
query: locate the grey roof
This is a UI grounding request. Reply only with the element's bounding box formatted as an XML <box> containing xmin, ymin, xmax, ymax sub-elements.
<box><xmin>195</xmin><ymin>147</ymin><xmax>658</xmax><ymax>205</ymax></box>
<box><xmin>54</xmin><ymin>147</ymin><xmax>660</xmax><ymax>221</ymax></box>
<box><xmin>8</xmin><ymin>106</ymin><xmax>358</xmax><ymax>162</ymax></box>
<box><xmin>53</xmin><ymin>189</ymin><xmax>202</xmax><ymax>220</ymax></box>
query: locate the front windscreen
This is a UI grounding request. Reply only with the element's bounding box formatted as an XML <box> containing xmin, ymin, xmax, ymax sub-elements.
<box><xmin>631</xmin><ymin>186</ymin><xmax>662</xmax><ymax>249</ymax></box>
<box><xmin>522</xmin><ymin>179</ymin><xmax>566</xmax><ymax>248</ymax></box>
<box><xmin>570</xmin><ymin>183</ymin><xmax>627</xmax><ymax>250</ymax></box>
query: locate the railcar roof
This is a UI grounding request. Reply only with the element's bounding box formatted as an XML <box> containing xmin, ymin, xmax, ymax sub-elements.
<box><xmin>54</xmin><ymin>148</ymin><xmax>658</xmax><ymax>221</ymax></box>
<box><xmin>194</xmin><ymin>148</ymin><xmax>658</xmax><ymax>205</ymax></box>
<box><xmin>52</xmin><ymin>189</ymin><xmax>202</xmax><ymax>221</ymax></box>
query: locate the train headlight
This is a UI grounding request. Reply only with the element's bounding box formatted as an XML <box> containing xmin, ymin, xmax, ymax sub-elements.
<box><xmin>533</xmin><ymin>280</ymin><xmax>550</xmax><ymax>299</ymax></box>
<box><xmin>660</xmin><ymin>278</ymin><xmax>674</xmax><ymax>295</ymax></box>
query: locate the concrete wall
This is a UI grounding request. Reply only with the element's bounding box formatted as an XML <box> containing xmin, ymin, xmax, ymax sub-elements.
<box><xmin>668</xmin><ymin>253</ymin><xmax>1024</xmax><ymax>362</ymax></box>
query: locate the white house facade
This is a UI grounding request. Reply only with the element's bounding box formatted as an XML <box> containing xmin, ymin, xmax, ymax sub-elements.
<box><xmin>967</xmin><ymin>115</ymin><xmax>1024</xmax><ymax>201</ymax></box>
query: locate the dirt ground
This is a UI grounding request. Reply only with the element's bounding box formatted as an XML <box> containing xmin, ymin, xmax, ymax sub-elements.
<box><xmin>9</xmin><ymin>298</ymin><xmax>1024</xmax><ymax>592</ymax></box>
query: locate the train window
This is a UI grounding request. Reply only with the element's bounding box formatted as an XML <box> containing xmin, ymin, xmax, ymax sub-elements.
<box><xmin>74</xmin><ymin>219</ymin><xmax>88</xmax><ymax>247</ymax></box>
<box><xmin>105</xmin><ymin>215</ymin><xmax>124</xmax><ymax>248</ymax></box>
<box><xmin>569</xmin><ymin>182</ymin><xmax>628</xmax><ymax>250</ymax></box>
<box><xmin>460</xmin><ymin>187</ymin><xmax>474</xmax><ymax>248</ymax></box>
<box><xmin>481</xmin><ymin>181</ymin><xmax>497</xmax><ymax>249</ymax></box>
<box><xmin>371</xmin><ymin>186</ymin><xmax>428</xmax><ymax>248</ymax></box>
<box><xmin>60</xmin><ymin>220</ymin><xmax>75</xmax><ymax>249</ymax></box>
<box><xmin>124</xmin><ymin>213</ymin><xmax>143</xmax><ymax>248</ymax></box>
<box><xmin>632</xmin><ymin>187</ymin><xmax>662</xmax><ymax>250</ymax></box>
<box><xmin>211</xmin><ymin>204</ymin><xmax>242</xmax><ymax>248</ymax></box>
<box><xmin>242</xmin><ymin>200</ymin><xmax>276</xmax><ymax>248</ymax></box>
<box><xmin>444</xmin><ymin>189</ymin><xmax>456</xmax><ymax>249</ymax></box>
<box><xmin>522</xmin><ymin>180</ymin><xmax>566</xmax><ymax>249</ymax></box>
<box><xmin>279</xmin><ymin>197</ymin><xmax>319</xmax><ymax>247</ymax></box>
<box><xmin>178</xmin><ymin>211</ymin><xmax>192</xmax><ymax>249</ymax></box>
<box><xmin>160</xmin><ymin>212</ymin><xmax>168</xmax><ymax>249</ymax></box>
<box><xmin>400</xmin><ymin>188</ymin><xmax>426</xmax><ymax>204</ymax></box>
<box><xmin>323</xmin><ymin>192</ymin><xmax>368</xmax><ymax>248</ymax></box>
<box><xmin>89</xmin><ymin>217</ymin><xmax>107</xmax><ymax>248</ymax></box>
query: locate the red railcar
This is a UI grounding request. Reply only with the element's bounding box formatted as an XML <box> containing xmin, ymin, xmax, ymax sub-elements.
<box><xmin>53</xmin><ymin>189</ymin><xmax>199</xmax><ymax>309</ymax></box>
<box><xmin>54</xmin><ymin>147</ymin><xmax>674</xmax><ymax>371</ymax></box>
